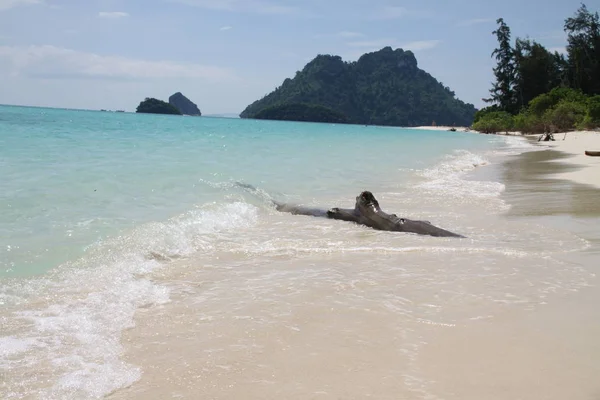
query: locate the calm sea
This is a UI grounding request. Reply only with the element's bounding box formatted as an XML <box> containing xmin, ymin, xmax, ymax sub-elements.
<box><xmin>1</xmin><ymin>105</ymin><xmax>595</xmax><ymax>399</ymax></box>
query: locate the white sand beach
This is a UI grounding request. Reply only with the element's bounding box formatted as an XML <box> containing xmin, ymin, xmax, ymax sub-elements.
<box><xmin>534</xmin><ymin>131</ymin><xmax>600</xmax><ymax>189</ymax></box>
<box><xmin>415</xmin><ymin>126</ymin><xmax>600</xmax><ymax>189</ymax></box>
<box><xmin>412</xmin><ymin>125</ymin><xmax>472</xmax><ymax>132</ymax></box>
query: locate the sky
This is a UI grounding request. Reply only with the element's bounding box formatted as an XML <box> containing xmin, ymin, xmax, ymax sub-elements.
<box><xmin>0</xmin><ymin>0</ymin><xmax>587</xmax><ymax>114</ymax></box>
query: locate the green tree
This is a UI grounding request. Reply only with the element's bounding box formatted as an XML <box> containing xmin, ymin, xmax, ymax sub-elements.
<box><xmin>472</xmin><ymin>111</ymin><xmax>514</xmax><ymax>133</ymax></box>
<box><xmin>544</xmin><ymin>100</ymin><xmax>587</xmax><ymax>132</ymax></box>
<box><xmin>513</xmin><ymin>38</ymin><xmax>564</xmax><ymax>110</ymax></box>
<box><xmin>485</xmin><ymin>18</ymin><xmax>516</xmax><ymax>112</ymax></box>
<box><xmin>528</xmin><ymin>87</ymin><xmax>587</xmax><ymax>117</ymax></box>
<box><xmin>564</xmin><ymin>4</ymin><xmax>600</xmax><ymax>94</ymax></box>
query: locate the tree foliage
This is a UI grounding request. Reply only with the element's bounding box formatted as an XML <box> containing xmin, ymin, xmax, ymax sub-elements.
<box><xmin>136</xmin><ymin>98</ymin><xmax>182</xmax><ymax>115</ymax></box>
<box><xmin>472</xmin><ymin>110</ymin><xmax>514</xmax><ymax>133</ymax></box>
<box><xmin>240</xmin><ymin>47</ymin><xmax>476</xmax><ymax>127</ymax></box>
<box><xmin>564</xmin><ymin>4</ymin><xmax>600</xmax><ymax>94</ymax></box>
<box><xmin>486</xmin><ymin>19</ymin><xmax>517</xmax><ymax>112</ymax></box>
<box><xmin>485</xmin><ymin>4</ymin><xmax>599</xmax><ymax>117</ymax></box>
<box><xmin>475</xmin><ymin>88</ymin><xmax>597</xmax><ymax>134</ymax></box>
<box><xmin>252</xmin><ymin>103</ymin><xmax>349</xmax><ymax>123</ymax></box>
<box><xmin>513</xmin><ymin>39</ymin><xmax>565</xmax><ymax>109</ymax></box>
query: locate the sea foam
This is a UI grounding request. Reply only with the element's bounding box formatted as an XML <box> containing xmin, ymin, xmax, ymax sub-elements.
<box><xmin>0</xmin><ymin>202</ymin><xmax>259</xmax><ymax>399</ymax></box>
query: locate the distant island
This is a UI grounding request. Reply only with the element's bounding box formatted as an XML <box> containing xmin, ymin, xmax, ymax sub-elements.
<box><xmin>169</xmin><ymin>92</ymin><xmax>202</xmax><ymax>116</ymax></box>
<box><xmin>136</xmin><ymin>98</ymin><xmax>182</xmax><ymax>115</ymax></box>
<box><xmin>136</xmin><ymin>93</ymin><xmax>202</xmax><ymax>116</ymax></box>
<box><xmin>240</xmin><ymin>47</ymin><xmax>476</xmax><ymax>127</ymax></box>
<box><xmin>253</xmin><ymin>103</ymin><xmax>349</xmax><ymax>123</ymax></box>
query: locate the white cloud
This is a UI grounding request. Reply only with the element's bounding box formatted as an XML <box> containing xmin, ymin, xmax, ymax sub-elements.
<box><xmin>0</xmin><ymin>0</ymin><xmax>42</xmax><ymax>11</ymax></box>
<box><xmin>402</xmin><ymin>40</ymin><xmax>441</xmax><ymax>51</ymax></box>
<box><xmin>336</xmin><ymin>31</ymin><xmax>364</xmax><ymax>38</ymax></box>
<box><xmin>457</xmin><ymin>18</ymin><xmax>493</xmax><ymax>27</ymax></box>
<box><xmin>0</xmin><ymin>45</ymin><xmax>237</xmax><ymax>81</ymax></box>
<box><xmin>346</xmin><ymin>39</ymin><xmax>394</xmax><ymax>48</ymax></box>
<box><xmin>98</xmin><ymin>11</ymin><xmax>129</xmax><ymax>19</ymax></box>
<box><xmin>371</xmin><ymin>6</ymin><xmax>406</xmax><ymax>20</ymax></box>
<box><xmin>347</xmin><ymin>38</ymin><xmax>440</xmax><ymax>51</ymax></box>
<box><xmin>169</xmin><ymin>0</ymin><xmax>301</xmax><ymax>15</ymax></box>
<box><xmin>219</xmin><ymin>26</ymin><xmax>233</xmax><ymax>31</ymax></box>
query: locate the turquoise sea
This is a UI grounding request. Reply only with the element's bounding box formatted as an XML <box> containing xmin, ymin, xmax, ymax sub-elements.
<box><xmin>1</xmin><ymin>105</ymin><xmax>594</xmax><ymax>399</ymax></box>
<box><xmin>1</xmin><ymin>105</ymin><xmax>499</xmax><ymax>278</ymax></box>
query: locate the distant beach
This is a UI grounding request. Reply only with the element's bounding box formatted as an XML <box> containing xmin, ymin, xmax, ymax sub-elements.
<box><xmin>538</xmin><ymin>130</ymin><xmax>600</xmax><ymax>189</ymax></box>
<box><xmin>414</xmin><ymin>126</ymin><xmax>600</xmax><ymax>189</ymax></box>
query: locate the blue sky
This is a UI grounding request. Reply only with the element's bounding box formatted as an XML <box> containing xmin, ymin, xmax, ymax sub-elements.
<box><xmin>0</xmin><ymin>0</ymin><xmax>585</xmax><ymax>114</ymax></box>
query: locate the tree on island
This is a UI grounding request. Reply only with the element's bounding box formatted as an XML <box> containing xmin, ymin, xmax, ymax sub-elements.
<box><xmin>136</xmin><ymin>98</ymin><xmax>182</xmax><ymax>115</ymax></box>
<box><xmin>253</xmin><ymin>103</ymin><xmax>349</xmax><ymax>123</ymax></box>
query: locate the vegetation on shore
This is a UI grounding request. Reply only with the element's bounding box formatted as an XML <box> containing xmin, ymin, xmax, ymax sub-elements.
<box><xmin>136</xmin><ymin>98</ymin><xmax>182</xmax><ymax>115</ymax></box>
<box><xmin>241</xmin><ymin>47</ymin><xmax>476</xmax><ymax>127</ymax></box>
<box><xmin>474</xmin><ymin>4</ymin><xmax>600</xmax><ymax>134</ymax></box>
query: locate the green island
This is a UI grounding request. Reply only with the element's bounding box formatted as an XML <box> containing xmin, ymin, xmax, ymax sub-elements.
<box><xmin>474</xmin><ymin>4</ymin><xmax>600</xmax><ymax>133</ymax></box>
<box><xmin>136</xmin><ymin>98</ymin><xmax>183</xmax><ymax>115</ymax></box>
<box><xmin>252</xmin><ymin>103</ymin><xmax>349</xmax><ymax>124</ymax></box>
<box><xmin>240</xmin><ymin>47</ymin><xmax>476</xmax><ymax>127</ymax></box>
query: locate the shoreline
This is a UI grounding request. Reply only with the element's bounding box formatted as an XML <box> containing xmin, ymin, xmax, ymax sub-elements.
<box><xmin>534</xmin><ymin>131</ymin><xmax>600</xmax><ymax>189</ymax></box>
<box><xmin>4</xmin><ymin>117</ymin><xmax>599</xmax><ymax>399</ymax></box>
<box><xmin>414</xmin><ymin>126</ymin><xmax>600</xmax><ymax>189</ymax></box>
<box><xmin>108</xmin><ymin>128</ymin><xmax>600</xmax><ymax>400</ymax></box>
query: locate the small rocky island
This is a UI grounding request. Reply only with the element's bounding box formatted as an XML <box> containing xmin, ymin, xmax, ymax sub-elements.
<box><xmin>169</xmin><ymin>92</ymin><xmax>202</xmax><ymax>116</ymax></box>
<box><xmin>136</xmin><ymin>98</ymin><xmax>182</xmax><ymax>115</ymax></box>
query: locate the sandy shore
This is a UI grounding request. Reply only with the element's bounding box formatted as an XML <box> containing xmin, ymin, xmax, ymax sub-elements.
<box><xmin>414</xmin><ymin>126</ymin><xmax>600</xmax><ymax>189</ymax></box>
<box><xmin>412</xmin><ymin>125</ymin><xmax>472</xmax><ymax>132</ymax></box>
<box><xmin>533</xmin><ymin>131</ymin><xmax>600</xmax><ymax>189</ymax></box>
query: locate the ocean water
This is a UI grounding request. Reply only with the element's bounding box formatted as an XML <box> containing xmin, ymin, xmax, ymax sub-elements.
<box><xmin>0</xmin><ymin>105</ymin><xmax>596</xmax><ymax>399</ymax></box>
<box><xmin>0</xmin><ymin>105</ymin><xmax>499</xmax><ymax>278</ymax></box>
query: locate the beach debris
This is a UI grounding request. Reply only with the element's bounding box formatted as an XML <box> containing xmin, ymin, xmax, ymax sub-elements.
<box><xmin>538</xmin><ymin>133</ymin><xmax>555</xmax><ymax>142</ymax></box>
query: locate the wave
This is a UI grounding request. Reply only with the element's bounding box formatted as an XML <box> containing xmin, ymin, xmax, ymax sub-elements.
<box><xmin>0</xmin><ymin>202</ymin><xmax>259</xmax><ymax>399</ymax></box>
<box><xmin>416</xmin><ymin>149</ymin><xmax>507</xmax><ymax>211</ymax></box>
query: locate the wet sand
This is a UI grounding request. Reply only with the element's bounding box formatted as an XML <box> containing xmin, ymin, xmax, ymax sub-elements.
<box><xmin>417</xmin><ymin>147</ymin><xmax>600</xmax><ymax>399</ymax></box>
<box><xmin>540</xmin><ymin>131</ymin><xmax>600</xmax><ymax>189</ymax></box>
<box><xmin>110</xmin><ymin>145</ymin><xmax>600</xmax><ymax>400</ymax></box>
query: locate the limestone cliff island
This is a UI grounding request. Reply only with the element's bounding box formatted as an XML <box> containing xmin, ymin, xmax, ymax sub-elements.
<box><xmin>136</xmin><ymin>98</ymin><xmax>182</xmax><ymax>115</ymax></box>
<box><xmin>240</xmin><ymin>47</ymin><xmax>477</xmax><ymax>127</ymax></box>
<box><xmin>136</xmin><ymin>93</ymin><xmax>202</xmax><ymax>116</ymax></box>
<box><xmin>169</xmin><ymin>92</ymin><xmax>202</xmax><ymax>116</ymax></box>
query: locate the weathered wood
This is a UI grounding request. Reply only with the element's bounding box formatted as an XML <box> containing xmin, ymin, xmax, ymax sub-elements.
<box><xmin>275</xmin><ymin>191</ymin><xmax>465</xmax><ymax>238</ymax></box>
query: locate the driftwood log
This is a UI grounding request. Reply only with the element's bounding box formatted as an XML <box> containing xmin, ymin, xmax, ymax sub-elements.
<box><xmin>275</xmin><ymin>191</ymin><xmax>465</xmax><ymax>238</ymax></box>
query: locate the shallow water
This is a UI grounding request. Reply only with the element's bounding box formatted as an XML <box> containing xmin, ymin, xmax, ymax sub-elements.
<box><xmin>1</xmin><ymin>106</ymin><xmax>598</xmax><ymax>399</ymax></box>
